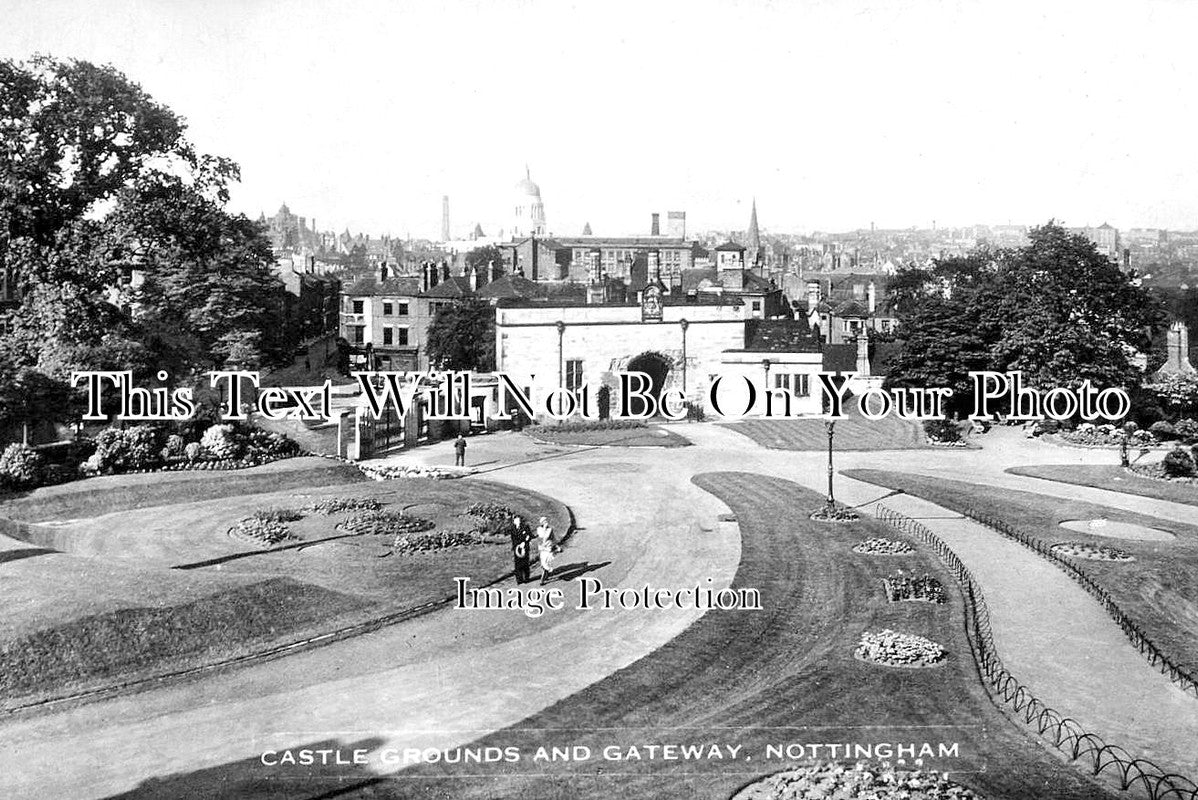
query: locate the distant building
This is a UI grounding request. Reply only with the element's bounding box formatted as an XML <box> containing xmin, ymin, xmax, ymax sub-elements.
<box><xmin>512</xmin><ymin>168</ymin><xmax>546</xmax><ymax>238</ymax></box>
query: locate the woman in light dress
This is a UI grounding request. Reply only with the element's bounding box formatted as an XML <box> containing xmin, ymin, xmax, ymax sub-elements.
<box><xmin>536</xmin><ymin>516</ymin><xmax>557</xmax><ymax>584</ymax></box>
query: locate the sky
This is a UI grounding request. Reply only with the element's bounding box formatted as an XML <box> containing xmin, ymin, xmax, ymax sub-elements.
<box><xmin>2</xmin><ymin>0</ymin><xmax>1196</xmax><ymax>240</ymax></box>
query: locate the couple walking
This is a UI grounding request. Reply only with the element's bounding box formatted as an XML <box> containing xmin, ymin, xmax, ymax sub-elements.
<box><xmin>509</xmin><ymin>515</ymin><xmax>559</xmax><ymax>585</ymax></box>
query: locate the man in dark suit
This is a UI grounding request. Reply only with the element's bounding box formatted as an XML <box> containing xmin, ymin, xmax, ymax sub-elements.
<box><xmin>508</xmin><ymin>515</ymin><xmax>532</xmax><ymax>584</ymax></box>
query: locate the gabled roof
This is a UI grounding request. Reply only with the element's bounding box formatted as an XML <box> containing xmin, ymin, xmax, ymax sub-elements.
<box><xmin>833</xmin><ymin>299</ymin><xmax>870</xmax><ymax>318</ymax></box>
<box><xmin>681</xmin><ymin>268</ymin><xmax>719</xmax><ymax>293</ymax></box>
<box><xmin>714</xmin><ymin>240</ymin><xmax>746</xmax><ymax>252</ymax></box>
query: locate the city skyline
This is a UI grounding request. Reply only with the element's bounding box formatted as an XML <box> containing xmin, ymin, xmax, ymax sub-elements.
<box><xmin>3</xmin><ymin>0</ymin><xmax>1197</xmax><ymax>239</ymax></box>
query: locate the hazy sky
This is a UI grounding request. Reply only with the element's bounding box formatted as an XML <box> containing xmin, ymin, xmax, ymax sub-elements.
<box><xmin>3</xmin><ymin>0</ymin><xmax>1196</xmax><ymax>239</ymax></box>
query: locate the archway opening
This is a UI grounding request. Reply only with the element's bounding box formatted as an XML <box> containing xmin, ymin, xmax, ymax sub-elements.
<box><xmin>625</xmin><ymin>352</ymin><xmax>673</xmax><ymax>417</ymax></box>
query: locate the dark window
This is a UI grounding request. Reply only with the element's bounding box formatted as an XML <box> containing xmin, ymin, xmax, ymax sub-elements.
<box><xmin>383</xmin><ymin>301</ymin><xmax>394</xmax><ymax>316</ymax></box>
<box><xmin>383</xmin><ymin>327</ymin><xmax>394</xmax><ymax>345</ymax></box>
<box><xmin>565</xmin><ymin>359</ymin><xmax>584</xmax><ymax>393</ymax></box>
<box><xmin>349</xmin><ymin>325</ymin><xmax>365</xmax><ymax>345</ymax></box>
<box><xmin>352</xmin><ymin>299</ymin><xmax>364</xmax><ymax>314</ymax></box>
<box><xmin>398</xmin><ymin>301</ymin><xmax>409</xmax><ymax>316</ymax></box>
<box><xmin>398</xmin><ymin>328</ymin><xmax>409</xmax><ymax>346</ymax></box>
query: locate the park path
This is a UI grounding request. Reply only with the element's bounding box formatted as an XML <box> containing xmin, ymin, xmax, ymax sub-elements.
<box><xmin>3</xmin><ymin>423</ymin><xmax>1197</xmax><ymax>797</ymax></box>
<box><xmin>0</xmin><ymin>437</ymin><xmax>741</xmax><ymax>799</ymax></box>
<box><xmin>861</xmin><ymin>491</ymin><xmax>1198</xmax><ymax>777</ymax></box>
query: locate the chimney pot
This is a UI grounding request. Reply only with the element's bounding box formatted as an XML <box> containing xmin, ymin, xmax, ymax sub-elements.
<box><xmin>651</xmin><ymin>213</ymin><xmax>661</xmax><ymax>236</ymax></box>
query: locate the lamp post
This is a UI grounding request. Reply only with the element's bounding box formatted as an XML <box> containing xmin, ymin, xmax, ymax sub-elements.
<box><xmin>556</xmin><ymin>320</ymin><xmax>566</xmax><ymax>389</ymax></box>
<box><xmin>761</xmin><ymin>358</ymin><xmax>772</xmax><ymax>390</ymax></box>
<box><xmin>680</xmin><ymin>318</ymin><xmax>689</xmax><ymax>393</ymax></box>
<box><xmin>824</xmin><ymin>419</ymin><xmax>836</xmax><ymax>506</ymax></box>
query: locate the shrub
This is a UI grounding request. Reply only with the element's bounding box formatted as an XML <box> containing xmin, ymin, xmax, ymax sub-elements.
<box><xmin>1162</xmin><ymin>447</ymin><xmax>1197</xmax><ymax>478</ymax></box>
<box><xmin>252</xmin><ymin>508</ymin><xmax>305</xmax><ymax>523</ymax></box>
<box><xmin>856</xmin><ymin>629</ymin><xmax>945</xmax><ymax>666</ymax></box>
<box><xmin>923</xmin><ymin>418</ymin><xmax>961</xmax><ymax>443</ymax></box>
<box><xmin>245</xmin><ymin>428</ymin><xmax>299</xmax><ymax>459</ymax></box>
<box><xmin>165</xmin><ymin>434</ymin><xmax>185</xmax><ymax>458</ymax></box>
<box><xmin>1175</xmin><ymin>418</ymin><xmax>1198</xmax><ymax>443</ymax></box>
<box><xmin>200</xmin><ymin>424</ymin><xmax>243</xmax><ymax>460</ymax></box>
<box><xmin>1150</xmin><ymin>420</ymin><xmax>1178</xmax><ymax>440</ymax></box>
<box><xmin>184</xmin><ymin>442</ymin><xmax>202</xmax><ymax>461</ymax></box>
<box><xmin>1033</xmin><ymin>418</ymin><xmax>1061</xmax><ymax>436</ymax></box>
<box><xmin>548</xmin><ymin>419</ymin><xmax>647</xmax><ymax>433</ymax></box>
<box><xmin>465</xmin><ymin>501</ymin><xmax>516</xmax><ymax>521</ymax></box>
<box><xmin>684</xmin><ymin>401</ymin><xmax>706</xmax><ymax>422</ymax></box>
<box><xmin>0</xmin><ymin>443</ymin><xmax>46</xmax><ymax>488</ymax></box>
<box><xmin>93</xmin><ymin>426</ymin><xmax>163</xmax><ymax>473</ymax></box>
<box><xmin>304</xmin><ymin>496</ymin><xmax>384</xmax><ymax>514</ymax></box>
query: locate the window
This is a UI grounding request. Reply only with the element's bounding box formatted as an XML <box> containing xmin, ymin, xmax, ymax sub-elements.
<box><xmin>383</xmin><ymin>301</ymin><xmax>394</xmax><ymax>316</ymax></box>
<box><xmin>774</xmin><ymin>373</ymin><xmax>810</xmax><ymax>396</ymax></box>
<box><xmin>352</xmin><ymin>299</ymin><xmax>364</xmax><ymax>314</ymax></box>
<box><xmin>383</xmin><ymin>327</ymin><xmax>393</xmax><ymax>346</ymax></box>
<box><xmin>397</xmin><ymin>327</ymin><xmax>409</xmax><ymax>346</ymax></box>
<box><xmin>752</xmin><ymin>300</ymin><xmax>762</xmax><ymax>312</ymax></box>
<box><xmin>398</xmin><ymin>301</ymin><xmax>409</xmax><ymax>316</ymax></box>
<box><xmin>565</xmin><ymin>359</ymin><xmax>584</xmax><ymax>393</ymax></box>
<box><xmin>349</xmin><ymin>325</ymin><xmax>365</xmax><ymax>345</ymax></box>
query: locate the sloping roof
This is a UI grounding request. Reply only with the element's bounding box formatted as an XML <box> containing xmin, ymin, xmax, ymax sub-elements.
<box><xmin>822</xmin><ymin>344</ymin><xmax>858</xmax><ymax>372</ymax></box>
<box><xmin>745</xmin><ymin>320</ymin><xmax>819</xmax><ymax>353</ymax></box>
<box><xmin>833</xmin><ymin>299</ymin><xmax>870</xmax><ymax>318</ymax></box>
<box><xmin>476</xmin><ymin>274</ymin><xmax>541</xmax><ymax>300</ymax></box>
<box><xmin>425</xmin><ymin>276</ymin><xmax>475</xmax><ymax>298</ymax></box>
<box><xmin>714</xmin><ymin>240</ymin><xmax>746</xmax><ymax>252</ymax></box>
<box><xmin>739</xmin><ymin>270</ymin><xmax>773</xmax><ymax>292</ymax></box>
<box><xmin>343</xmin><ymin>275</ymin><xmax>423</xmax><ymax>297</ymax></box>
<box><xmin>682</xmin><ymin>268</ymin><xmax>719</xmax><ymax>293</ymax></box>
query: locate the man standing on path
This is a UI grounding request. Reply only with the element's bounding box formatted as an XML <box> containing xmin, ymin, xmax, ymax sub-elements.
<box><xmin>508</xmin><ymin>515</ymin><xmax>532</xmax><ymax>584</ymax></box>
<box><xmin>454</xmin><ymin>434</ymin><xmax>467</xmax><ymax>466</ymax></box>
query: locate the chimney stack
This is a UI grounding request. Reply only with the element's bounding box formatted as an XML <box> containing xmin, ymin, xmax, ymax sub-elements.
<box><xmin>648</xmin><ymin>250</ymin><xmax>661</xmax><ymax>283</ymax></box>
<box><xmin>867</xmin><ymin>280</ymin><xmax>876</xmax><ymax>313</ymax></box>
<box><xmin>486</xmin><ymin>259</ymin><xmax>495</xmax><ymax>284</ymax></box>
<box><xmin>441</xmin><ymin>261</ymin><xmax>450</xmax><ymax>282</ymax></box>
<box><xmin>469</xmin><ymin>265</ymin><xmax>479</xmax><ymax>292</ymax></box>
<box><xmin>1123</xmin><ymin>248</ymin><xmax>1131</xmax><ymax>270</ymax></box>
<box><xmin>651</xmin><ymin>213</ymin><xmax>660</xmax><ymax>236</ymax></box>
<box><xmin>667</xmin><ymin>211</ymin><xmax>686</xmax><ymax>239</ymax></box>
<box><xmin>441</xmin><ymin>195</ymin><xmax>450</xmax><ymax>242</ymax></box>
<box><xmin>855</xmin><ymin>335</ymin><xmax>871</xmax><ymax>375</ymax></box>
<box><xmin>421</xmin><ymin>262</ymin><xmax>431</xmax><ymax>291</ymax></box>
<box><xmin>380</xmin><ymin>263</ymin><xmax>389</xmax><ymax>282</ymax></box>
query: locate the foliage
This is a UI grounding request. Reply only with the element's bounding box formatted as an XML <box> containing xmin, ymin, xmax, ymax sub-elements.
<box><xmin>339</xmin><ymin>511</ymin><xmax>436</xmax><ymax>537</ymax></box>
<box><xmin>303</xmin><ymin>496</ymin><xmax>383</xmax><ymax>514</ymax></box>
<box><xmin>183</xmin><ymin>442</ymin><xmax>202</xmax><ymax>461</ymax></box>
<box><xmin>886</xmin><ymin>223</ymin><xmax>1165</xmax><ymax>416</ymax></box>
<box><xmin>0</xmin><ymin>56</ymin><xmax>288</xmax><ymax>435</ymax></box>
<box><xmin>923</xmin><ymin>418</ymin><xmax>961</xmax><ymax>443</ymax></box>
<box><xmin>737</xmin><ymin>762</ymin><xmax>978</xmax><ymax>800</ymax></box>
<box><xmin>200</xmin><ymin>424</ymin><xmax>242</xmax><ymax>460</ymax></box>
<box><xmin>391</xmin><ymin>529</ymin><xmax>486</xmax><ymax>554</ymax></box>
<box><xmin>251</xmin><ymin>508</ymin><xmax>305</xmax><ymax>524</ymax></box>
<box><xmin>232</xmin><ymin>516</ymin><xmax>292</xmax><ymax>545</ymax></box>
<box><xmin>852</xmin><ymin>537</ymin><xmax>914</xmax><ymax>555</ymax></box>
<box><xmin>465</xmin><ymin>501</ymin><xmax>517</xmax><ymax>521</ymax></box>
<box><xmin>92</xmin><ymin>425</ymin><xmax>163</xmax><ymax>472</ymax></box>
<box><xmin>548</xmin><ymin>419</ymin><xmax>647</xmax><ymax>432</ymax></box>
<box><xmin>0</xmin><ymin>442</ymin><xmax>46</xmax><ymax>488</ymax></box>
<box><xmin>425</xmin><ymin>299</ymin><xmax>495</xmax><ymax>371</ymax></box>
<box><xmin>882</xmin><ymin>572</ymin><xmax>946</xmax><ymax>604</ymax></box>
<box><xmin>1150</xmin><ymin>420</ymin><xmax>1177</xmax><ymax>440</ymax></box>
<box><xmin>463</xmin><ymin>245</ymin><xmax>506</xmax><ymax>280</ymax></box>
<box><xmin>596</xmin><ymin>385</ymin><xmax>612</xmax><ymax>420</ymax></box>
<box><xmin>1174</xmin><ymin>418</ymin><xmax>1198</xmax><ymax>443</ymax></box>
<box><xmin>856</xmin><ymin>629</ymin><xmax>945</xmax><ymax>666</ymax></box>
<box><xmin>1162</xmin><ymin>447</ymin><xmax>1197</xmax><ymax>478</ymax></box>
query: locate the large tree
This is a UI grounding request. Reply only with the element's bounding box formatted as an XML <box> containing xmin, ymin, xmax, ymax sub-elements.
<box><xmin>425</xmin><ymin>299</ymin><xmax>496</xmax><ymax>372</ymax></box>
<box><xmin>886</xmin><ymin>222</ymin><xmax>1164</xmax><ymax>416</ymax></box>
<box><xmin>0</xmin><ymin>56</ymin><xmax>287</xmax><ymax>440</ymax></box>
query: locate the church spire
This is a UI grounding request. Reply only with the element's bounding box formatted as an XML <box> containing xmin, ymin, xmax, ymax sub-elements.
<box><xmin>747</xmin><ymin>198</ymin><xmax>761</xmax><ymax>261</ymax></box>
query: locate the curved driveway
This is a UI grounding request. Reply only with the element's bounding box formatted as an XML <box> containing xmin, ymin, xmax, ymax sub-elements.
<box><xmin>1</xmin><ymin>424</ymin><xmax>1195</xmax><ymax>797</ymax></box>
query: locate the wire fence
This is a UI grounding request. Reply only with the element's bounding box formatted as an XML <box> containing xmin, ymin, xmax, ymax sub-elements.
<box><xmin>875</xmin><ymin>504</ymin><xmax>1198</xmax><ymax>800</ymax></box>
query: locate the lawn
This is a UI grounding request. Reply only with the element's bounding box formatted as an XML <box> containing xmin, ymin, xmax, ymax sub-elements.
<box><xmin>319</xmin><ymin>474</ymin><xmax>1115</xmax><ymax>800</ymax></box>
<box><xmin>722</xmin><ymin>407</ymin><xmax>933</xmax><ymax>451</ymax></box>
<box><xmin>1007</xmin><ymin>463</ymin><xmax>1198</xmax><ymax>507</ymax></box>
<box><xmin>844</xmin><ymin>468</ymin><xmax>1198</xmax><ymax>680</ymax></box>
<box><xmin>528</xmin><ymin>425</ymin><xmax>691</xmax><ymax>448</ymax></box>
<box><xmin>0</xmin><ymin>464</ymin><xmax>571</xmax><ymax>708</ymax></box>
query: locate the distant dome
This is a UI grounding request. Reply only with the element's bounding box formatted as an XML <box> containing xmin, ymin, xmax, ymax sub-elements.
<box><xmin>515</xmin><ymin>176</ymin><xmax>541</xmax><ymax>198</ymax></box>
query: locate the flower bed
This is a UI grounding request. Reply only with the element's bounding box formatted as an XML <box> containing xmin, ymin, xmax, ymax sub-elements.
<box><xmin>1055</xmin><ymin>423</ymin><xmax>1156</xmax><ymax>448</ymax></box>
<box><xmin>809</xmin><ymin>503</ymin><xmax>860</xmax><ymax>523</ymax></box>
<box><xmin>230</xmin><ymin>516</ymin><xmax>294</xmax><ymax>546</ymax></box>
<box><xmin>882</xmin><ymin>572</ymin><xmax>946</xmax><ymax>604</ymax></box>
<box><xmin>1128</xmin><ymin>463</ymin><xmax>1198</xmax><ymax>486</ymax></box>
<box><xmin>303</xmin><ymin>496</ymin><xmax>385</xmax><ymax>514</ymax></box>
<box><xmin>734</xmin><ymin>761</ymin><xmax>980</xmax><ymax>800</ymax></box>
<box><xmin>852</xmin><ymin>537</ymin><xmax>914</xmax><ymax>555</ymax></box>
<box><xmin>465</xmin><ymin>501</ymin><xmax>517</xmax><ymax>521</ymax></box>
<box><xmin>391</xmin><ymin>529</ymin><xmax>486</xmax><ymax>554</ymax></box>
<box><xmin>1050</xmin><ymin>542</ymin><xmax>1135</xmax><ymax>562</ymax></box>
<box><xmin>358</xmin><ymin>464</ymin><xmax>457</xmax><ymax>481</ymax></box>
<box><xmin>338</xmin><ymin>510</ymin><xmax>436</xmax><ymax>537</ymax></box>
<box><xmin>856</xmin><ymin>629</ymin><xmax>946</xmax><ymax>667</ymax></box>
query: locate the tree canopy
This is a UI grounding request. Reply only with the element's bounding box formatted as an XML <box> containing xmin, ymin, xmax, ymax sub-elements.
<box><xmin>0</xmin><ymin>56</ymin><xmax>287</xmax><ymax>440</ymax></box>
<box><xmin>425</xmin><ymin>299</ymin><xmax>496</xmax><ymax>372</ymax></box>
<box><xmin>885</xmin><ymin>222</ymin><xmax>1164</xmax><ymax>416</ymax></box>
